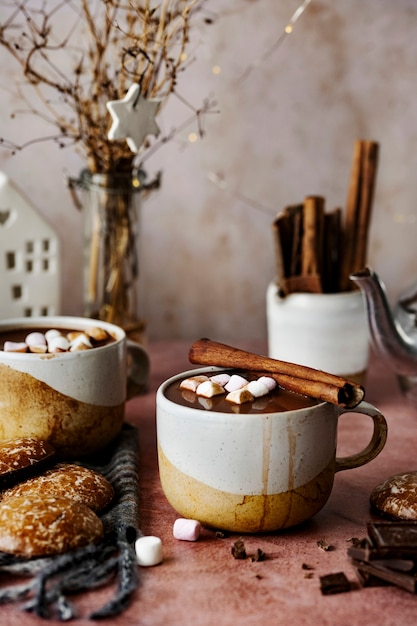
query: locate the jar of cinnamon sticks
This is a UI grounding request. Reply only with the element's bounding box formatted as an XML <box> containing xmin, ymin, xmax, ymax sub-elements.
<box><xmin>267</xmin><ymin>140</ymin><xmax>379</xmax><ymax>383</ymax></box>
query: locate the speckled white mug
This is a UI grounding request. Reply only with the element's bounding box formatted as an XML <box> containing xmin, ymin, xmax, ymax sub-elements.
<box><xmin>0</xmin><ymin>316</ymin><xmax>149</xmax><ymax>457</ymax></box>
<box><xmin>266</xmin><ymin>282</ymin><xmax>369</xmax><ymax>383</ymax></box>
<box><xmin>156</xmin><ymin>367</ymin><xmax>387</xmax><ymax>533</ymax></box>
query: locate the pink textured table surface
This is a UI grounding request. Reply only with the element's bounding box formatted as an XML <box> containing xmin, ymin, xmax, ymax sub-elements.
<box><xmin>1</xmin><ymin>340</ymin><xmax>417</xmax><ymax>626</ymax></box>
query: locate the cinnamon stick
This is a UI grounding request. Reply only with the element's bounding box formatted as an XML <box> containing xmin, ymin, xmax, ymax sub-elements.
<box><xmin>340</xmin><ymin>140</ymin><xmax>363</xmax><ymax>291</ymax></box>
<box><xmin>189</xmin><ymin>338</ymin><xmax>364</xmax><ymax>408</ymax></box>
<box><xmin>355</xmin><ymin>141</ymin><xmax>379</xmax><ymax>270</ymax></box>
<box><xmin>322</xmin><ymin>207</ymin><xmax>342</xmax><ymax>293</ymax></box>
<box><xmin>272</xmin><ymin>204</ymin><xmax>303</xmax><ymax>295</ymax></box>
<box><xmin>301</xmin><ymin>195</ymin><xmax>325</xmax><ymax>292</ymax></box>
<box><xmin>340</xmin><ymin>139</ymin><xmax>379</xmax><ymax>291</ymax></box>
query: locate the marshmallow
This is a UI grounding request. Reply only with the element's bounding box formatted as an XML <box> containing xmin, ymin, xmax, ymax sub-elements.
<box><xmin>135</xmin><ymin>536</ymin><xmax>163</xmax><ymax>567</ymax></box>
<box><xmin>225</xmin><ymin>374</ymin><xmax>248</xmax><ymax>392</ymax></box>
<box><xmin>257</xmin><ymin>376</ymin><xmax>277</xmax><ymax>391</ymax></box>
<box><xmin>87</xmin><ymin>326</ymin><xmax>111</xmax><ymax>342</ymax></box>
<box><xmin>45</xmin><ymin>329</ymin><xmax>62</xmax><ymax>343</ymax></box>
<box><xmin>25</xmin><ymin>332</ymin><xmax>48</xmax><ymax>354</ymax></box>
<box><xmin>173</xmin><ymin>518</ymin><xmax>201</xmax><ymax>542</ymax></box>
<box><xmin>70</xmin><ymin>332</ymin><xmax>93</xmax><ymax>351</ymax></box>
<box><xmin>180</xmin><ymin>375</ymin><xmax>210</xmax><ymax>392</ymax></box>
<box><xmin>226</xmin><ymin>388</ymin><xmax>254</xmax><ymax>404</ymax></box>
<box><xmin>25</xmin><ymin>332</ymin><xmax>46</xmax><ymax>347</ymax></box>
<box><xmin>196</xmin><ymin>380</ymin><xmax>224</xmax><ymax>398</ymax></box>
<box><xmin>210</xmin><ymin>373</ymin><xmax>231</xmax><ymax>387</ymax></box>
<box><xmin>246</xmin><ymin>380</ymin><xmax>270</xmax><ymax>398</ymax></box>
<box><xmin>3</xmin><ymin>341</ymin><xmax>27</xmax><ymax>353</ymax></box>
<box><xmin>48</xmin><ymin>335</ymin><xmax>70</xmax><ymax>353</ymax></box>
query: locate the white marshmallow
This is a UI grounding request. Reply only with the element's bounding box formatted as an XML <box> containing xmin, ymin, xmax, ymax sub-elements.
<box><xmin>45</xmin><ymin>329</ymin><xmax>62</xmax><ymax>343</ymax></box>
<box><xmin>69</xmin><ymin>333</ymin><xmax>93</xmax><ymax>351</ymax></box>
<box><xmin>196</xmin><ymin>380</ymin><xmax>224</xmax><ymax>398</ymax></box>
<box><xmin>135</xmin><ymin>536</ymin><xmax>163</xmax><ymax>567</ymax></box>
<box><xmin>225</xmin><ymin>374</ymin><xmax>248</xmax><ymax>392</ymax></box>
<box><xmin>257</xmin><ymin>376</ymin><xmax>277</xmax><ymax>391</ymax></box>
<box><xmin>210</xmin><ymin>373</ymin><xmax>231</xmax><ymax>386</ymax></box>
<box><xmin>173</xmin><ymin>518</ymin><xmax>201</xmax><ymax>542</ymax></box>
<box><xmin>226</xmin><ymin>388</ymin><xmax>254</xmax><ymax>404</ymax></box>
<box><xmin>28</xmin><ymin>343</ymin><xmax>48</xmax><ymax>354</ymax></box>
<box><xmin>246</xmin><ymin>380</ymin><xmax>270</xmax><ymax>398</ymax></box>
<box><xmin>25</xmin><ymin>332</ymin><xmax>46</xmax><ymax>347</ymax></box>
<box><xmin>48</xmin><ymin>335</ymin><xmax>70</xmax><ymax>352</ymax></box>
<box><xmin>3</xmin><ymin>341</ymin><xmax>27</xmax><ymax>353</ymax></box>
<box><xmin>179</xmin><ymin>375</ymin><xmax>210</xmax><ymax>392</ymax></box>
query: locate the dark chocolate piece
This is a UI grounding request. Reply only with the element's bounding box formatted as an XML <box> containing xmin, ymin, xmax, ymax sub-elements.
<box><xmin>352</xmin><ymin>559</ymin><xmax>417</xmax><ymax>594</ymax></box>
<box><xmin>367</xmin><ymin>521</ymin><xmax>417</xmax><ymax>558</ymax></box>
<box><xmin>320</xmin><ymin>572</ymin><xmax>351</xmax><ymax>595</ymax></box>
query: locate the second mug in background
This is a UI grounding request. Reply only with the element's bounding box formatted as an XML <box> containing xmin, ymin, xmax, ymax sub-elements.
<box><xmin>0</xmin><ymin>316</ymin><xmax>149</xmax><ymax>458</ymax></box>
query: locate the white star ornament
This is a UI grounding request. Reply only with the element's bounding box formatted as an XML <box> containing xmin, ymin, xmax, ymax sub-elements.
<box><xmin>106</xmin><ymin>83</ymin><xmax>161</xmax><ymax>153</ymax></box>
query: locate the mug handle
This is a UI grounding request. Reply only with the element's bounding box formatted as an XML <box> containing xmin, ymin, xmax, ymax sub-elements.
<box><xmin>126</xmin><ymin>339</ymin><xmax>150</xmax><ymax>399</ymax></box>
<box><xmin>335</xmin><ymin>401</ymin><xmax>388</xmax><ymax>472</ymax></box>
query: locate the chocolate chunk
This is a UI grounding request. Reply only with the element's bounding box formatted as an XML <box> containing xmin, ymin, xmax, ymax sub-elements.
<box><xmin>367</xmin><ymin>521</ymin><xmax>417</xmax><ymax>558</ymax></box>
<box><xmin>320</xmin><ymin>572</ymin><xmax>352</xmax><ymax>595</ymax></box>
<box><xmin>352</xmin><ymin>559</ymin><xmax>417</xmax><ymax>594</ymax></box>
<box><xmin>231</xmin><ymin>538</ymin><xmax>247</xmax><ymax>560</ymax></box>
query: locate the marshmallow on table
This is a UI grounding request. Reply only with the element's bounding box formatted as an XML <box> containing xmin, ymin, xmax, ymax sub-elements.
<box><xmin>135</xmin><ymin>536</ymin><xmax>163</xmax><ymax>567</ymax></box>
<box><xmin>173</xmin><ymin>518</ymin><xmax>201</xmax><ymax>542</ymax></box>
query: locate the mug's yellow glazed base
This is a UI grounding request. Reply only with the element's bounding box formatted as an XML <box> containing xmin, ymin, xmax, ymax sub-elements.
<box><xmin>0</xmin><ymin>363</ymin><xmax>124</xmax><ymax>458</ymax></box>
<box><xmin>158</xmin><ymin>445</ymin><xmax>335</xmax><ymax>533</ymax></box>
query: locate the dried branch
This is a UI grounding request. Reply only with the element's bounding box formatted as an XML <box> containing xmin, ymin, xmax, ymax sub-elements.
<box><xmin>0</xmin><ymin>0</ymin><xmax>214</xmax><ymax>173</ymax></box>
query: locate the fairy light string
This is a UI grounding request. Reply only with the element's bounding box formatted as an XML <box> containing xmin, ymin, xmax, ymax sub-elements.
<box><xmin>207</xmin><ymin>0</ymin><xmax>313</xmax><ymax>213</ymax></box>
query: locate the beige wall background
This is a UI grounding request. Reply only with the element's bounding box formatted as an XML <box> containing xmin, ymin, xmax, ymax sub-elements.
<box><xmin>1</xmin><ymin>0</ymin><xmax>417</xmax><ymax>342</ymax></box>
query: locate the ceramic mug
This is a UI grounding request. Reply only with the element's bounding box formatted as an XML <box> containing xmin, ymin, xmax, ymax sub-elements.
<box><xmin>0</xmin><ymin>316</ymin><xmax>149</xmax><ymax>458</ymax></box>
<box><xmin>156</xmin><ymin>367</ymin><xmax>387</xmax><ymax>533</ymax></box>
<box><xmin>266</xmin><ymin>282</ymin><xmax>369</xmax><ymax>384</ymax></box>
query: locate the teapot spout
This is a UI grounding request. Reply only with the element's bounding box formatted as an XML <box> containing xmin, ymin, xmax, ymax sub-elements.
<box><xmin>350</xmin><ymin>267</ymin><xmax>417</xmax><ymax>377</ymax></box>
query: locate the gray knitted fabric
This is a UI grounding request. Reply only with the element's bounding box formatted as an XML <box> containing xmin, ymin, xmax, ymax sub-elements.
<box><xmin>0</xmin><ymin>424</ymin><xmax>142</xmax><ymax>620</ymax></box>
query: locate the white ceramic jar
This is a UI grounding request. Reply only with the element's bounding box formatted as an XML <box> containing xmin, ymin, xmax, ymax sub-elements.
<box><xmin>266</xmin><ymin>282</ymin><xmax>369</xmax><ymax>383</ymax></box>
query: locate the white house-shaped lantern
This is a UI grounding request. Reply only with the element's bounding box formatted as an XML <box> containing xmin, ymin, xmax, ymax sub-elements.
<box><xmin>0</xmin><ymin>171</ymin><xmax>61</xmax><ymax>318</ymax></box>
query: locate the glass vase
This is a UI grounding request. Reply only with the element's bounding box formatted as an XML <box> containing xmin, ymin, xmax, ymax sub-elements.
<box><xmin>73</xmin><ymin>169</ymin><xmax>145</xmax><ymax>339</ymax></box>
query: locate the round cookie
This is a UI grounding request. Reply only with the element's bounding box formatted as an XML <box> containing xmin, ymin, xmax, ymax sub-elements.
<box><xmin>0</xmin><ymin>495</ymin><xmax>103</xmax><ymax>557</ymax></box>
<box><xmin>0</xmin><ymin>437</ymin><xmax>55</xmax><ymax>487</ymax></box>
<box><xmin>1</xmin><ymin>463</ymin><xmax>114</xmax><ymax>512</ymax></box>
<box><xmin>370</xmin><ymin>472</ymin><xmax>417</xmax><ymax>520</ymax></box>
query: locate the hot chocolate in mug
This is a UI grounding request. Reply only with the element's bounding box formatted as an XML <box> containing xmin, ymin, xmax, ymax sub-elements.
<box><xmin>156</xmin><ymin>367</ymin><xmax>387</xmax><ymax>533</ymax></box>
<box><xmin>0</xmin><ymin>316</ymin><xmax>149</xmax><ymax>458</ymax></box>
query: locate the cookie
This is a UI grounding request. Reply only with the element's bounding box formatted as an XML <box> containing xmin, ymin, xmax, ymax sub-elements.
<box><xmin>0</xmin><ymin>437</ymin><xmax>55</xmax><ymax>488</ymax></box>
<box><xmin>1</xmin><ymin>463</ymin><xmax>114</xmax><ymax>512</ymax></box>
<box><xmin>0</xmin><ymin>495</ymin><xmax>103</xmax><ymax>557</ymax></box>
<box><xmin>370</xmin><ymin>472</ymin><xmax>417</xmax><ymax>520</ymax></box>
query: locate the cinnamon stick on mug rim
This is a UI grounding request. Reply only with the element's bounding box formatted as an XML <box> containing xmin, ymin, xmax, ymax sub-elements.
<box><xmin>189</xmin><ymin>338</ymin><xmax>364</xmax><ymax>408</ymax></box>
